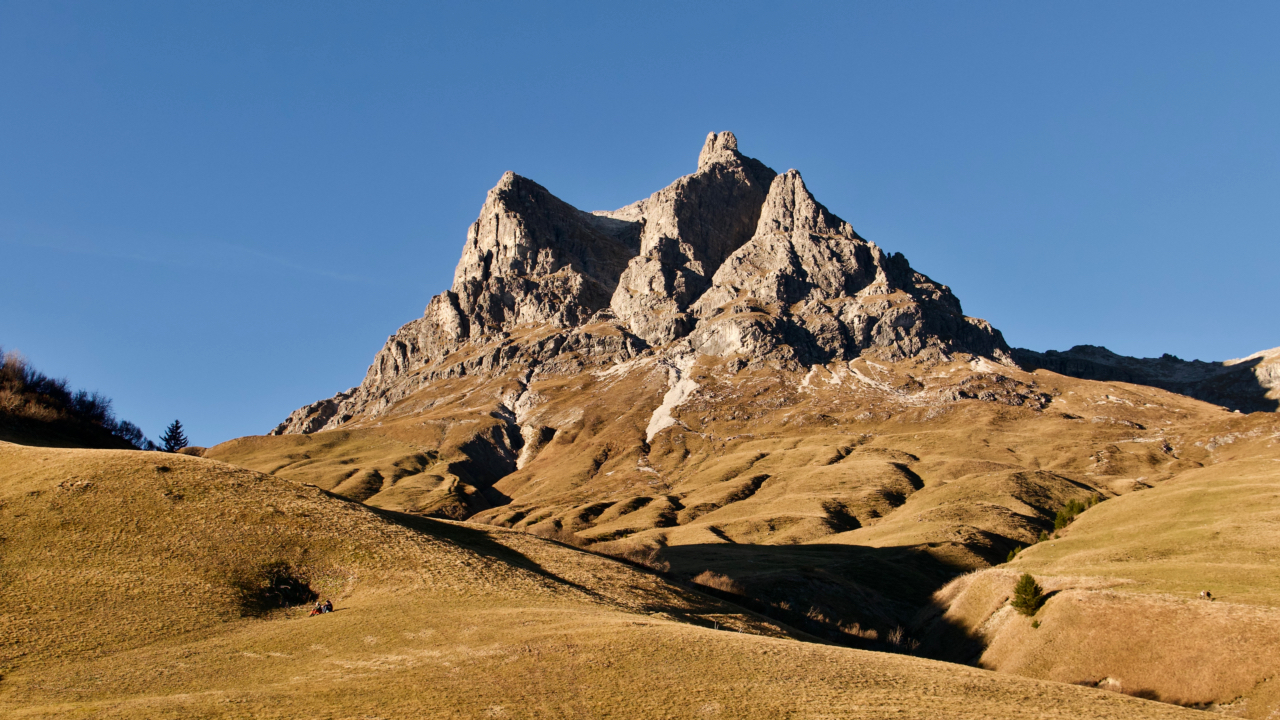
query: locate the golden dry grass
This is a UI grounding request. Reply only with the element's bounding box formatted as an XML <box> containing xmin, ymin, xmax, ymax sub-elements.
<box><xmin>203</xmin><ymin>351</ymin><xmax>1280</xmax><ymax>714</ymax></box>
<box><xmin>927</xmin><ymin>418</ymin><xmax>1280</xmax><ymax>714</ymax></box>
<box><xmin>211</xmin><ymin>354</ymin><xmax>1230</xmax><ymax>562</ymax></box>
<box><xmin>0</xmin><ymin>441</ymin><xmax>1203</xmax><ymax>719</ymax></box>
<box><xmin>209</xmin><ymin>428</ymin><xmax>494</xmax><ymax>519</ymax></box>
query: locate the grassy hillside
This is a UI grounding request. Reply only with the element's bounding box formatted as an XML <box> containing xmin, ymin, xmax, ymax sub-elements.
<box><xmin>925</xmin><ymin>412</ymin><xmax>1280</xmax><ymax>714</ymax></box>
<box><xmin>0</xmin><ymin>441</ymin><xmax>1198</xmax><ymax>719</ymax></box>
<box><xmin>211</xmin><ymin>356</ymin><xmax>1223</xmax><ymax>555</ymax></box>
<box><xmin>208</xmin><ymin>355</ymin><xmax>1245</xmax><ymax>649</ymax></box>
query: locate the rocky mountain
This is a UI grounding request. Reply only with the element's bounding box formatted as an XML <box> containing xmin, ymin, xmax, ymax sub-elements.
<box><xmin>210</xmin><ymin>131</ymin><xmax>1280</xmax><ymax>714</ymax></box>
<box><xmin>272</xmin><ymin>132</ymin><xmax>1009</xmax><ymax>436</ymax></box>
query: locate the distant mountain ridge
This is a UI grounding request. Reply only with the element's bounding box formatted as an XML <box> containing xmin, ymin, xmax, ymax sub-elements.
<box><xmin>1014</xmin><ymin>344</ymin><xmax>1280</xmax><ymax>413</ymax></box>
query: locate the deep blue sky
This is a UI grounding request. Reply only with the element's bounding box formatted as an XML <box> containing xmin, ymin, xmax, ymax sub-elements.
<box><xmin>3</xmin><ymin>2</ymin><xmax>1278</xmax><ymax>446</ymax></box>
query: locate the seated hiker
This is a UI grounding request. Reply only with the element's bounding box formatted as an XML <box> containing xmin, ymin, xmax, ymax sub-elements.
<box><xmin>322</xmin><ymin>599</ymin><xmax>333</xmax><ymax>613</ymax></box>
<box><xmin>310</xmin><ymin>600</ymin><xmax>325</xmax><ymax>616</ymax></box>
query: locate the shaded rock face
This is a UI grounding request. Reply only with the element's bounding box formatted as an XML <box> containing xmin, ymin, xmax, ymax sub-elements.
<box><xmin>454</xmin><ymin>171</ymin><xmax>641</xmax><ymax>333</ymax></box>
<box><xmin>273</xmin><ymin>132</ymin><xmax>1012</xmax><ymax>434</ymax></box>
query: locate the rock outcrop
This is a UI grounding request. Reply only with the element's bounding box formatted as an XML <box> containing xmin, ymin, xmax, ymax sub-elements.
<box><xmin>272</xmin><ymin>132</ymin><xmax>1012</xmax><ymax>434</ymax></box>
<box><xmin>454</xmin><ymin>171</ymin><xmax>641</xmax><ymax>333</ymax></box>
<box><xmin>269</xmin><ymin>387</ymin><xmax>353</xmax><ymax>436</ymax></box>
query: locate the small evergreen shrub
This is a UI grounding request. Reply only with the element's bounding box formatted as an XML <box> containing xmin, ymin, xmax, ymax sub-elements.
<box><xmin>1012</xmin><ymin>573</ymin><xmax>1045</xmax><ymax>616</ymax></box>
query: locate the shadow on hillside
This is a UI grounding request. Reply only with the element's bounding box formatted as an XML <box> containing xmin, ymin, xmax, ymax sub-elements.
<box><xmin>654</xmin><ymin>543</ymin><xmax>980</xmax><ymax>658</ymax></box>
<box><xmin>367</xmin><ymin>505</ymin><xmax>602</xmax><ymax>599</ymax></box>
<box><xmin>355</xmin><ymin>494</ymin><xmax>994</xmax><ymax>659</ymax></box>
<box><xmin>369</xmin><ymin>505</ymin><xmax>826</xmax><ymax>638</ymax></box>
<box><xmin>1013</xmin><ymin>347</ymin><xmax>1278</xmax><ymax>413</ymax></box>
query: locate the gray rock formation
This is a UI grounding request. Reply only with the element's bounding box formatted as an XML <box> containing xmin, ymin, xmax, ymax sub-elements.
<box><xmin>269</xmin><ymin>388</ymin><xmax>354</xmax><ymax>435</ymax></box>
<box><xmin>455</xmin><ymin>171</ymin><xmax>641</xmax><ymax>333</ymax></box>
<box><xmin>272</xmin><ymin>132</ymin><xmax>1014</xmax><ymax>434</ymax></box>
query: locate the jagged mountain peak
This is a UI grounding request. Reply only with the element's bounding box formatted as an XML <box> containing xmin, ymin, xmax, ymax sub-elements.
<box><xmin>272</xmin><ymin>131</ymin><xmax>1010</xmax><ymax>435</ymax></box>
<box><xmin>686</xmin><ymin>165</ymin><xmax>1007</xmax><ymax>364</ymax></box>
<box><xmin>494</xmin><ymin>168</ymin><xmax>520</xmax><ymax>187</ymax></box>
<box><xmin>758</xmin><ymin>169</ymin><xmax>860</xmax><ymax>241</ymax></box>
<box><xmin>601</xmin><ymin>132</ymin><xmax>778</xmax><ymax>344</ymax></box>
<box><xmin>450</xmin><ymin>169</ymin><xmax>639</xmax><ymax>332</ymax></box>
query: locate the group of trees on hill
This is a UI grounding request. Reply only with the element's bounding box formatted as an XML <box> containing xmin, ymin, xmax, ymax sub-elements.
<box><xmin>0</xmin><ymin>347</ymin><xmax>187</xmax><ymax>452</ymax></box>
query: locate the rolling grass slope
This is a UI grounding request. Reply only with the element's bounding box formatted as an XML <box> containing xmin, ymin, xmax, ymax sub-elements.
<box><xmin>926</xmin><ymin>413</ymin><xmax>1280</xmax><ymax>714</ymax></box>
<box><xmin>0</xmin><ymin>441</ymin><xmax>1198</xmax><ymax>719</ymax></box>
<box><xmin>206</xmin><ymin>357</ymin><xmax>1245</xmax><ymax>648</ymax></box>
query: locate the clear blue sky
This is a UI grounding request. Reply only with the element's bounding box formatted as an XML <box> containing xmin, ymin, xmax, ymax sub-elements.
<box><xmin>3</xmin><ymin>2</ymin><xmax>1278</xmax><ymax>446</ymax></box>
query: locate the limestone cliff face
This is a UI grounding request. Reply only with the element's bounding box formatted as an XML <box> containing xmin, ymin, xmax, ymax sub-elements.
<box><xmin>271</xmin><ymin>132</ymin><xmax>1010</xmax><ymax>435</ymax></box>
<box><xmin>270</xmin><ymin>172</ymin><xmax>646</xmax><ymax>435</ymax></box>
<box><xmin>454</xmin><ymin>171</ymin><xmax>641</xmax><ymax>333</ymax></box>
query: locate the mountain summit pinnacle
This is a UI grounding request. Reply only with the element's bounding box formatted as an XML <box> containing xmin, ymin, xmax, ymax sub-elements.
<box><xmin>697</xmin><ymin>131</ymin><xmax>742</xmax><ymax>170</ymax></box>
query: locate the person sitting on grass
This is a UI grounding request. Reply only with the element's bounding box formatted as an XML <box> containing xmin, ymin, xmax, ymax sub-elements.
<box><xmin>322</xmin><ymin>599</ymin><xmax>333</xmax><ymax>613</ymax></box>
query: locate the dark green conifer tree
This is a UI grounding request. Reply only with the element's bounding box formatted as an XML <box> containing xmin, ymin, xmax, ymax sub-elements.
<box><xmin>161</xmin><ymin>419</ymin><xmax>188</xmax><ymax>452</ymax></box>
